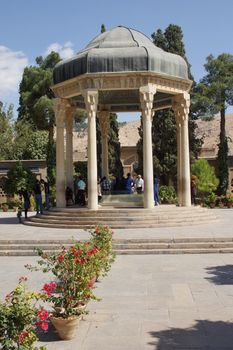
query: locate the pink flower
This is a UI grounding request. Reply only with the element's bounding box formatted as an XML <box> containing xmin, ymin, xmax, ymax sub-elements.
<box><xmin>37</xmin><ymin>308</ymin><xmax>49</xmax><ymax>321</ymax></box>
<box><xmin>57</xmin><ymin>255</ymin><xmax>65</xmax><ymax>261</ymax></box>
<box><xmin>36</xmin><ymin>321</ymin><xmax>49</xmax><ymax>331</ymax></box>
<box><xmin>42</xmin><ymin>282</ymin><xmax>57</xmax><ymax>296</ymax></box>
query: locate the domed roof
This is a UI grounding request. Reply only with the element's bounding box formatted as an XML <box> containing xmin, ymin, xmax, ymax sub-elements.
<box><xmin>53</xmin><ymin>26</ymin><xmax>188</xmax><ymax>84</ymax></box>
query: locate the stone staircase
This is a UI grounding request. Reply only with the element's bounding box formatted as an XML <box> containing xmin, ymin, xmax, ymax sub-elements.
<box><xmin>23</xmin><ymin>205</ymin><xmax>217</xmax><ymax>229</ymax></box>
<box><xmin>0</xmin><ymin>237</ymin><xmax>233</xmax><ymax>256</ymax></box>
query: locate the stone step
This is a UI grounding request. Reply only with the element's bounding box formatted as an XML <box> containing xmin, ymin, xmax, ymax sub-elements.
<box><xmin>1</xmin><ymin>242</ymin><xmax>233</xmax><ymax>251</ymax></box>
<box><xmin>1</xmin><ymin>247</ymin><xmax>233</xmax><ymax>256</ymax></box>
<box><xmin>40</xmin><ymin>212</ymin><xmax>214</xmax><ymax>220</ymax></box>
<box><xmin>24</xmin><ymin>219</ymin><xmax>214</xmax><ymax>229</ymax></box>
<box><xmin>115</xmin><ymin>248</ymin><xmax>233</xmax><ymax>255</ymax></box>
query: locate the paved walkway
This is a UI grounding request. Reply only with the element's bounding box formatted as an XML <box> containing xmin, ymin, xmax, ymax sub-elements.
<box><xmin>0</xmin><ymin>209</ymin><xmax>233</xmax><ymax>349</ymax></box>
<box><xmin>0</xmin><ymin>208</ymin><xmax>232</xmax><ymax>240</ymax></box>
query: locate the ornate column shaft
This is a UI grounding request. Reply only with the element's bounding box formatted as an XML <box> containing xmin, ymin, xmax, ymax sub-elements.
<box><xmin>54</xmin><ymin>98</ymin><xmax>68</xmax><ymax>208</ymax></box>
<box><xmin>140</xmin><ymin>85</ymin><xmax>157</xmax><ymax>209</ymax></box>
<box><xmin>99</xmin><ymin>111</ymin><xmax>109</xmax><ymax>178</ymax></box>
<box><xmin>173</xmin><ymin>93</ymin><xmax>191</xmax><ymax>207</ymax></box>
<box><xmin>83</xmin><ymin>90</ymin><xmax>98</xmax><ymax>210</ymax></box>
<box><xmin>66</xmin><ymin>106</ymin><xmax>75</xmax><ymax>190</ymax></box>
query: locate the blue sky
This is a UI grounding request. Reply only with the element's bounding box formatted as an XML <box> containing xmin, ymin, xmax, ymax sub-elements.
<box><xmin>1</xmin><ymin>0</ymin><xmax>233</xmax><ymax>121</ymax></box>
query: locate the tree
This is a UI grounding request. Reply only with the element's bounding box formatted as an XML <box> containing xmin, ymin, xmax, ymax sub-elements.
<box><xmin>0</xmin><ymin>102</ymin><xmax>14</xmax><ymax>160</ymax></box>
<box><xmin>191</xmin><ymin>159</ymin><xmax>219</xmax><ymax>196</ymax></box>
<box><xmin>96</xmin><ymin>25</ymin><xmax>123</xmax><ymax>178</ymax></box>
<box><xmin>13</xmin><ymin>120</ymin><xmax>48</xmax><ymax>160</ymax></box>
<box><xmin>4</xmin><ymin>162</ymin><xmax>36</xmax><ymax>195</ymax></box>
<box><xmin>193</xmin><ymin>54</ymin><xmax>233</xmax><ymax>194</ymax></box>
<box><xmin>101</xmin><ymin>24</ymin><xmax>106</xmax><ymax>33</ymax></box>
<box><xmin>18</xmin><ymin>52</ymin><xmax>61</xmax><ymax>186</ymax></box>
<box><xmin>137</xmin><ymin>24</ymin><xmax>202</xmax><ymax>184</ymax></box>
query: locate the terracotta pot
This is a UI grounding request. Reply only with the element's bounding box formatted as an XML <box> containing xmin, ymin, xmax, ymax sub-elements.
<box><xmin>50</xmin><ymin>314</ymin><xmax>82</xmax><ymax>340</ymax></box>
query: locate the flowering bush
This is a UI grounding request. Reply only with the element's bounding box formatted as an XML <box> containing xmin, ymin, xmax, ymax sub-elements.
<box><xmin>0</xmin><ymin>277</ymin><xmax>48</xmax><ymax>350</ymax></box>
<box><xmin>91</xmin><ymin>225</ymin><xmax>115</xmax><ymax>277</ymax></box>
<box><xmin>26</xmin><ymin>225</ymin><xmax>115</xmax><ymax>319</ymax></box>
<box><xmin>28</xmin><ymin>241</ymin><xmax>101</xmax><ymax>318</ymax></box>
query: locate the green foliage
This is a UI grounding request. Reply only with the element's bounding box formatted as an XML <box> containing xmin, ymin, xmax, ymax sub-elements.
<box><xmin>101</xmin><ymin>24</ymin><xmax>106</xmax><ymax>33</ymax></box>
<box><xmin>0</xmin><ymin>278</ymin><xmax>47</xmax><ymax>350</ymax></box>
<box><xmin>74</xmin><ymin>161</ymin><xmax>87</xmax><ymax>180</ymax></box>
<box><xmin>193</xmin><ymin>53</ymin><xmax>233</xmax><ymax>194</ymax></box>
<box><xmin>96</xmin><ymin>113</ymin><xmax>123</xmax><ymax>178</ymax></box>
<box><xmin>4</xmin><ymin>162</ymin><xmax>36</xmax><ymax>195</ymax></box>
<box><xmin>191</xmin><ymin>159</ymin><xmax>219</xmax><ymax>195</ymax></box>
<box><xmin>137</xmin><ymin>24</ymin><xmax>202</xmax><ymax>185</ymax></box>
<box><xmin>27</xmin><ymin>226</ymin><xmax>115</xmax><ymax>318</ymax></box>
<box><xmin>206</xmin><ymin>191</ymin><xmax>217</xmax><ymax>205</ymax></box>
<box><xmin>217</xmin><ymin>137</ymin><xmax>229</xmax><ymax>194</ymax></box>
<box><xmin>0</xmin><ymin>102</ymin><xmax>14</xmax><ymax>160</ymax></box>
<box><xmin>159</xmin><ymin>185</ymin><xmax>177</xmax><ymax>204</ymax></box>
<box><xmin>46</xmin><ymin>140</ymin><xmax>56</xmax><ymax>186</ymax></box>
<box><xmin>18</xmin><ymin>52</ymin><xmax>60</xmax><ymax>131</ymax></box>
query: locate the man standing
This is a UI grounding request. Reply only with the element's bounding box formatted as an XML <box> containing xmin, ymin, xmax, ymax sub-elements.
<box><xmin>77</xmin><ymin>176</ymin><xmax>86</xmax><ymax>206</ymax></box>
<box><xmin>135</xmin><ymin>174</ymin><xmax>144</xmax><ymax>194</ymax></box>
<box><xmin>40</xmin><ymin>179</ymin><xmax>50</xmax><ymax>210</ymax></box>
<box><xmin>33</xmin><ymin>180</ymin><xmax>43</xmax><ymax>214</ymax></box>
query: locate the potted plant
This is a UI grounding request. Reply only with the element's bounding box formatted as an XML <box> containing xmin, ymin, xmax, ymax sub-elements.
<box><xmin>2</xmin><ymin>204</ymin><xmax>8</xmax><ymax>212</ymax></box>
<box><xmin>26</xmin><ymin>225</ymin><xmax>115</xmax><ymax>340</ymax></box>
<box><xmin>0</xmin><ymin>277</ymin><xmax>48</xmax><ymax>350</ymax></box>
<box><xmin>27</xmin><ymin>242</ymin><xmax>100</xmax><ymax>340</ymax></box>
<box><xmin>206</xmin><ymin>192</ymin><xmax>217</xmax><ymax>208</ymax></box>
<box><xmin>226</xmin><ymin>193</ymin><xmax>233</xmax><ymax>208</ymax></box>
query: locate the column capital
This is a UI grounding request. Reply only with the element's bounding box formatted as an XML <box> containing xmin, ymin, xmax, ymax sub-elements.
<box><xmin>82</xmin><ymin>89</ymin><xmax>98</xmax><ymax>118</ymax></box>
<box><xmin>66</xmin><ymin>106</ymin><xmax>76</xmax><ymax>130</ymax></box>
<box><xmin>172</xmin><ymin>92</ymin><xmax>190</xmax><ymax>123</ymax></box>
<box><xmin>139</xmin><ymin>84</ymin><xmax>157</xmax><ymax>121</ymax></box>
<box><xmin>98</xmin><ymin>111</ymin><xmax>109</xmax><ymax>138</ymax></box>
<box><xmin>54</xmin><ymin>98</ymin><xmax>71</xmax><ymax>126</ymax></box>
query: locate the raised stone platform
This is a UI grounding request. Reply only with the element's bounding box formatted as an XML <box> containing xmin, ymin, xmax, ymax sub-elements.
<box><xmin>24</xmin><ymin>205</ymin><xmax>217</xmax><ymax>229</ymax></box>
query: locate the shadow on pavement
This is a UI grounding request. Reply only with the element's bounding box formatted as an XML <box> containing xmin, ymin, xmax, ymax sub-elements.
<box><xmin>205</xmin><ymin>265</ymin><xmax>233</xmax><ymax>285</ymax></box>
<box><xmin>148</xmin><ymin>320</ymin><xmax>233</xmax><ymax>349</ymax></box>
<box><xmin>37</xmin><ymin>322</ymin><xmax>60</xmax><ymax>342</ymax></box>
<box><xmin>0</xmin><ymin>216</ymin><xmax>21</xmax><ymax>225</ymax></box>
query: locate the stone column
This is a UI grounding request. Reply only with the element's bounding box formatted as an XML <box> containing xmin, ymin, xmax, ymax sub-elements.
<box><xmin>99</xmin><ymin>111</ymin><xmax>109</xmax><ymax>178</ymax></box>
<box><xmin>83</xmin><ymin>90</ymin><xmax>98</xmax><ymax>210</ymax></box>
<box><xmin>65</xmin><ymin>106</ymin><xmax>75</xmax><ymax>190</ymax></box>
<box><xmin>54</xmin><ymin>98</ymin><xmax>68</xmax><ymax>208</ymax></box>
<box><xmin>140</xmin><ymin>85</ymin><xmax>157</xmax><ymax>209</ymax></box>
<box><xmin>173</xmin><ymin>100</ymin><xmax>183</xmax><ymax>206</ymax></box>
<box><xmin>173</xmin><ymin>93</ymin><xmax>191</xmax><ymax>207</ymax></box>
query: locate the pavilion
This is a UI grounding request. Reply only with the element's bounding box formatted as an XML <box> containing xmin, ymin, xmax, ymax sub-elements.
<box><xmin>51</xmin><ymin>26</ymin><xmax>192</xmax><ymax>210</ymax></box>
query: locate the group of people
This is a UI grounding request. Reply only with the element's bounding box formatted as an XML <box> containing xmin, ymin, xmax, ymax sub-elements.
<box><xmin>18</xmin><ymin>178</ymin><xmax>50</xmax><ymax>220</ymax></box>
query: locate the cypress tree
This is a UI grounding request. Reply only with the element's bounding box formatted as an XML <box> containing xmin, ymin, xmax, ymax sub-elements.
<box><xmin>137</xmin><ymin>24</ymin><xmax>202</xmax><ymax>184</ymax></box>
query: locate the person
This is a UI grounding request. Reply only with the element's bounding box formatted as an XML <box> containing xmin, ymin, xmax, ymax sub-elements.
<box><xmin>22</xmin><ymin>189</ymin><xmax>31</xmax><ymax>219</ymax></box>
<box><xmin>101</xmin><ymin>176</ymin><xmax>110</xmax><ymax>194</ymax></box>
<box><xmin>154</xmin><ymin>176</ymin><xmax>160</xmax><ymax>206</ymax></box>
<box><xmin>97</xmin><ymin>178</ymin><xmax>102</xmax><ymax>203</ymax></box>
<box><xmin>40</xmin><ymin>179</ymin><xmax>50</xmax><ymax>210</ymax></box>
<box><xmin>125</xmin><ymin>173</ymin><xmax>134</xmax><ymax>194</ymax></box>
<box><xmin>33</xmin><ymin>179</ymin><xmax>43</xmax><ymax>214</ymax></box>
<box><xmin>74</xmin><ymin>175</ymin><xmax>79</xmax><ymax>204</ymax></box>
<box><xmin>191</xmin><ymin>175</ymin><xmax>197</xmax><ymax>205</ymax></box>
<box><xmin>77</xmin><ymin>176</ymin><xmax>86</xmax><ymax>206</ymax></box>
<box><xmin>135</xmin><ymin>174</ymin><xmax>144</xmax><ymax>194</ymax></box>
<box><xmin>65</xmin><ymin>186</ymin><xmax>74</xmax><ymax>206</ymax></box>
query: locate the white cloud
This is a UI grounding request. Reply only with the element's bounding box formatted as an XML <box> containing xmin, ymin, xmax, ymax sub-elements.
<box><xmin>44</xmin><ymin>41</ymin><xmax>75</xmax><ymax>59</ymax></box>
<box><xmin>0</xmin><ymin>46</ymin><xmax>28</xmax><ymax>98</ymax></box>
